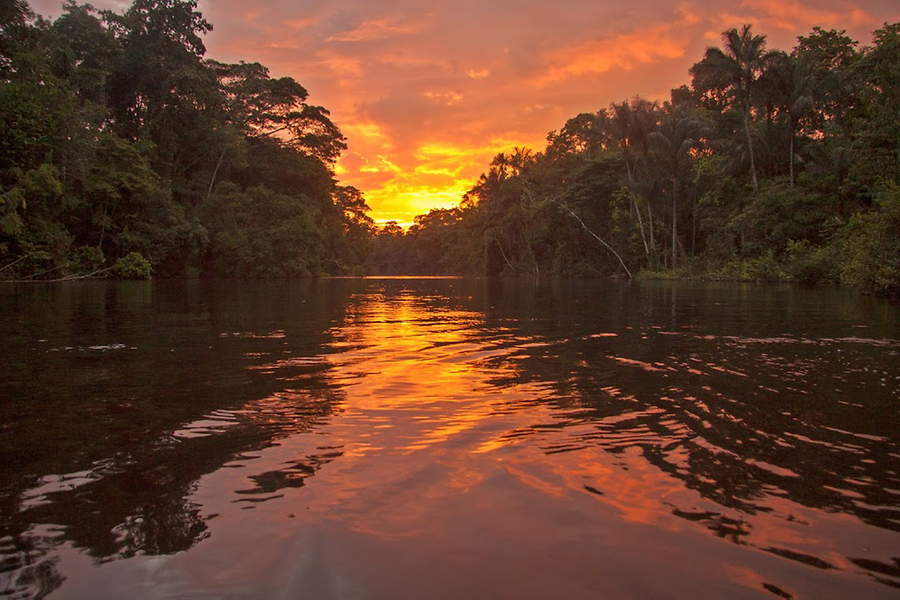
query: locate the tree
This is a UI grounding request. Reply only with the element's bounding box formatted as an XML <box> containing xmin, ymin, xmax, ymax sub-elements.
<box><xmin>547</xmin><ymin>111</ymin><xmax>611</xmax><ymax>159</ymax></box>
<box><xmin>211</xmin><ymin>60</ymin><xmax>346</xmax><ymax>164</ymax></box>
<box><xmin>841</xmin><ymin>183</ymin><xmax>900</xmax><ymax>294</ymax></box>
<box><xmin>609</xmin><ymin>97</ymin><xmax>655</xmax><ymax>183</ymax></box>
<box><xmin>762</xmin><ymin>51</ymin><xmax>816</xmax><ymax>186</ymax></box>
<box><xmin>650</xmin><ymin>101</ymin><xmax>706</xmax><ymax>267</ymax></box>
<box><xmin>508</xmin><ymin>147</ymin><xmax>536</xmax><ymax>176</ymax></box>
<box><xmin>0</xmin><ymin>0</ymin><xmax>36</xmax><ymax>78</ymax></box>
<box><xmin>795</xmin><ymin>27</ymin><xmax>859</xmax><ymax>140</ymax></box>
<box><xmin>102</xmin><ymin>0</ymin><xmax>215</xmax><ymax>153</ymax></box>
<box><xmin>48</xmin><ymin>2</ymin><xmax>121</xmax><ymax>106</ymax></box>
<box><xmin>334</xmin><ymin>185</ymin><xmax>374</xmax><ymax>271</ymax></box>
<box><xmin>1</xmin><ymin>0</ymin><xmax>365</xmax><ymax>279</ymax></box>
<box><xmin>691</xmin><ymin>25</ymin><xmax>768</xmax><ymax>193</ymax></box>
<box><xmin>851</xmin><ymin>23</ymin><xmax>900</xmax><ymax>195</ymax></box>
<box><xmin>609</xmin><ymin>97</ymin><xmax>657</xmax><ymax>261</ymax></box>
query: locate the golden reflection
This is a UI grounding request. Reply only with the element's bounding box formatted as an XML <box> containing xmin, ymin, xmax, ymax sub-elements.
<box><xmin>610</xmin><ymin>356</ymin><xmax>664</xmax><ymax>372</ymax></box>
<box><xmin>176</xmin><ymin>283</ymin><xmax>900</xmax><ymax>596</ymax></box>
<box><xmin>232</xmin><ymin>291</ymin><xmax>704</xmax><ymax>542</ymax></box>
<box><xmin>324</xmin><ymin>294</ymin><xmax>515</xmax><ymax>452</ymax></box>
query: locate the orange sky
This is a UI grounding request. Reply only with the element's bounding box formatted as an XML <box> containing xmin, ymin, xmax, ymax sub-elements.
<box><xmin>33</xmin><ymin>0</ymin><xmax>900</xmax><ymax>225</ymax></box>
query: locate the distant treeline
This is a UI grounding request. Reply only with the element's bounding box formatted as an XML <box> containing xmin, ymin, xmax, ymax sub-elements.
<box><xmin>372</xmin><ymin>23</ymin><xmax>900</xmax><ymax>294</ymax></box>
<box><xmin>2</xmin><ymin>3</ymin><xmax>898</xmax><ymax>293</ymax></box>
<box><xmin>1</xmin><ymin>0</ymin><xmax>373</xmax><ymax>279</ymax></box>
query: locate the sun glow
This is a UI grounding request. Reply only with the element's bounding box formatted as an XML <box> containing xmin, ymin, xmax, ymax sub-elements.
<box><xmin>337</xmin><ymin>135</ymin><xmax>545</xmax><ymax>225</ymax></box>
<box><xmin>143</xmin><ymin>0</ymin><xmax>899</xmax><ymax>225</ymax></box>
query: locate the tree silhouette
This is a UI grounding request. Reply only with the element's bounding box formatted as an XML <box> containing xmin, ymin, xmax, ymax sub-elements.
<box><xmin>691</xmin><ymin>25</ymin><xmax>769</xmax><ymax>194</ymax></box>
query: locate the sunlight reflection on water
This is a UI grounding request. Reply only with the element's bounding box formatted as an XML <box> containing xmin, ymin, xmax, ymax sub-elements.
<box><xmin>1</xmin><ymin>279</ymin><xmax>899</xmax><ymax>598</ymax></box>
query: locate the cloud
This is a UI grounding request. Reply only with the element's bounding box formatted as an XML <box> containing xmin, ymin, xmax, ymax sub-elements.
<box><xmin>535</xmin><ymin>24</ymin><xmax>688</xmax><ymax>85</ymax></box>
<box><xmin>423</xmin><ymin>91</ymin><xmax>464</xmax><ymax>106</ymax></box>
<box><xmin>26</xmin><ymin>0</ymin><xmax>900</xmax><ymax>223</ymax></box>
<box><xmin>740</xmin><ymin>0</ymin><xmax>875</xmax><ymax>31</ymax></box>
<box><xmin>327</xmin><ymin>17</ymin><xmax>430</xmax><ymax>42</ymax></box>
<box><xmin>284</xmin><ymin>17</ymin><xmax>317</xmax><ymax>30</ymax></box>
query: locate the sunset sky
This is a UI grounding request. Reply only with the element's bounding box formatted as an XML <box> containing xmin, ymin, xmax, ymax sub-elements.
<box><xmin>32</xmin><ymin>0</ymin><xmax>900</xmax><ymax>225</ymax></box>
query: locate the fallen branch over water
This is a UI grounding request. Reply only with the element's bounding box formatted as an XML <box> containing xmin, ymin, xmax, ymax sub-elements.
<box><xmin>10</xmin><ymin>267</ymin><xmax>113</xmax><ymax>283</ymax></box>
<box><xmin>17</xmin><ymin>263</ymin><xmax>67</xmax><ymax>281</ymax></box>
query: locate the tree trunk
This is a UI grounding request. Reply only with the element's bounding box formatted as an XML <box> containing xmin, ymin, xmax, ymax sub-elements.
<box><xmin>743</xmin><ymin>110</ymin><xmax>759</xmax><ymax>194</ymax></box>
<box><xmin>0</xmin><ymin>255</ymin><xmax>29</xmax><ymax>273</ymax></box>
<box><xmin>632</xmin><ymin>194</ymin><xmax>650</xmax><ymax>260</ymax></box>
<box><xmin>789</xmin><ymin>122</ymin><xmax>795</xmax><ymax>187</ymax></box>
<box><xmin>555</xmin><ymin>201</ymin><xmax>632</xmax><ymax>278</ymax></box>
<box><xmin>624</xmin><ymin>144</ymin><xmax>633</xmax><ymax>183</ymax></box>
<box><xmin>671</xmin><ymin>177</ymin><xmax>678</xmax><ymax>269</ymax></box>
<box><xmin>496</xmin><ymin>239</ymin><xmax>516</xmax><ymax>272</ymax></box>
<box><xmin>206</xmin><ymin>146</ymin><xmax>228</xmax><ymax>202</ymax></box>
<box><xmin>98</xmin><ymin>205</ymin><xmax>107</xmax><ymax>251</ymax></box>
<box><xmin>692</xmin><ymin>197</ymin><xmax>697</xmax><ymax>258</ymax></box>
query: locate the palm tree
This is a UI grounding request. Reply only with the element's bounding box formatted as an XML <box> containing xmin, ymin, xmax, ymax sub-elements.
<box><xmin>763</xmin><ymin>51</ymin><xmax>816</xmax><ymax>186</ymax></box>
<box><xmin>508</xmin><ymin>147</ymin><xmax>535</xmax><ymax>176</ymax></box>
<box><xmin>490</xmin><ymin>152</ymin><xmax>510</xmax><ymax>181</ymax></box>
<box><xmin>650</xmin><ymin>102</ymin><xmax>707</xmax><ymax>268</ymax></box>
<box><xmin>609</xmin><ymin>97</ymin><xmax>655</xmax><ymax>183</ymax></box>
<box><xmin>691</xmin><ymin>25</ymin><xmax>768</xmax><ymax>193</ymax></box>
<box><xmin>609</xmin><ymin>97</ymin><xmax>657</xmax><ymax>263</ymax></box>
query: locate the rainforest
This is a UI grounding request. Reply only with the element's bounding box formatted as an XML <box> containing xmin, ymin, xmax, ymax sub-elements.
<box><xmin>1</xmin><ymin>1</ymin><xmax>898</xmax><ymax>293</ymax></box>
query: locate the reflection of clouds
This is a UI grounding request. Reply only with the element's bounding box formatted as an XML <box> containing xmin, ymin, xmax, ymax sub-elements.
<box><xmin>4</xmin><ymin>280</ymin><xmax>899</xmax><ymax>594</ymax></box>
<box><xmin>0</xmin><ymin>527</ymin><xmax>66</xmax><ymax>598</ymax></box>
<box><xmin>0</xmin><ymin>282</ymin><xmax>353</xmax><ymax>598</ymax></box>
<box><xmin>479</xmin><ymin>321</ymin><xmax>900</xmax><ymax>565</ymax></box>
<box><xmin>289</xmin><ymin>284</ymin><xmax>900</xmax><ymax>580</ymax></box>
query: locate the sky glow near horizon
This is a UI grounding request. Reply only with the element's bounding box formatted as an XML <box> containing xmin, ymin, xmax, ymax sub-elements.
<box><xmin>32</xmin><ymin>0</ymin><xmax>900</xmax><ymax>225</ymax></box>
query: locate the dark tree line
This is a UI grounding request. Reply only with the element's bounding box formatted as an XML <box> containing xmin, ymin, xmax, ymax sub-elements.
<box><xmin>0</xmin><ymin>0</ymin><xmax>374</xmax><ymax>279</ymax></box>
<box><xmin>3</xmin><ymin>6</ymin><xmax>898</xmax><ymax>293</ymax></box>
<box><xmin>373</xmin><ymin>23</ymin><xmax>900</xmax><ymax>294</ymax></box>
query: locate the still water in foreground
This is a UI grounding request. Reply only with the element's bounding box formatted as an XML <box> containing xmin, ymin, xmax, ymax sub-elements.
<box><xmin>0</xmin><ymin>279</ymin><xmax>898</xmax><ymax>598</ymax></box>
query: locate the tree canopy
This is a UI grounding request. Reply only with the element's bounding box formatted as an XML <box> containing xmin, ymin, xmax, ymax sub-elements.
<box><xmin>1</xmin><ymin>0</ymin><xmax>363</xmax><ymax>279</ymax></box>
<box><xmin>370</xmin><ymin>22</ymin><xmax>900</xmax><ymax>295</ymax></box>
<box><xmin>2</xmin><ymin>8</ymin><xmax>898</xmax><ymax>294</ymax></box>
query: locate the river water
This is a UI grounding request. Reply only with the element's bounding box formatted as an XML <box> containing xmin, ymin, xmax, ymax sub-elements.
<box><xmin>0</xmin><ymin>278</ymin><xmax>898</xmax><ymax>598</ymax></box>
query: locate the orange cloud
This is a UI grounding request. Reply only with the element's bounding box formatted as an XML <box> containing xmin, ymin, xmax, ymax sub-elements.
<box><xmin>29</xmin><ymin>0</ymin><xmax>900</xmax><ymax>225</ymax></box>
<box><xmin>266</xmin><ymin>41</ymin><xmax>301</xmax><ymax>50</ymax></box>
<box><xmin>327</xmin><ymin>17</ymin><xmax>430</xmax><ymax>42</ymax></box>
<box><xmin>314</xmin><ymin>50</ymin><xmax>363</xmax><ymax>77</ymax></box>
<box><xmin>423</xmin><ymin>91</ymin><xmax>464</xmax><ymax>106</ymax></box>
<box><xmin>740</xmin><ymin>0</ymin><xmax>875</xmax><ymax>30</ymax></box>
<box><xmin>536</xmin><ymin>24</ymin><xmax>688</xmax><ymax>85</ymax></box>
<box><xmin>466</xmin><ymin>68</ymin><xmax>491</xmax><ymax>79</ymax></box>
<box><xmin>343</xmin><ymin>122</ymin><xmax>393</xmax><ymax>149</ymax></box>
<box><xmin>284</xmin><ymin>17</ymin><xmax>317</xmax><ymax>30</ymax></box>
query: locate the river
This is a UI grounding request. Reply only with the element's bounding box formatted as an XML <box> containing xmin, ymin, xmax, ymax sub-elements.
<box><xmin>1</xmin><ymin>278</ymin><xmax>898</xmax><ymax>598</ymax></box>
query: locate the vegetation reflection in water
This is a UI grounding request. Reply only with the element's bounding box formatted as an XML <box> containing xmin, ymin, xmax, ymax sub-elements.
<box><xmin>0</xmin><ymin>279</ymin><xmax>898</xmax><ymax>598</ymax></box>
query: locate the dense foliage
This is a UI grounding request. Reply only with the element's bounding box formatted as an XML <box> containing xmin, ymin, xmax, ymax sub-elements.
<box><xmin>0</xmin><ymin>0</ymin><xmax>373</xmax><ymax>279</ymax></box>
<box><xmin>2</xmin><ymin>5</ymin><xmax>897</xmax><ymax>293</ymax></box>
<box><xmin>374</xmin><ymin>23</ymin><xmax>900</xmax><ymax>294</ymax></box>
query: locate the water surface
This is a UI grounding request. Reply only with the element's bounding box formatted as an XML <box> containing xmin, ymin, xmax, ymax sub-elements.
<box><xmin>1</xmin><ymin>279</ymin><xmax>898</xmax><ymax>598</ymax></box>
